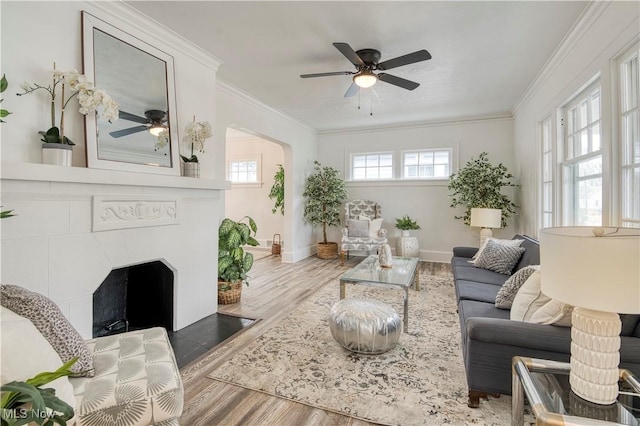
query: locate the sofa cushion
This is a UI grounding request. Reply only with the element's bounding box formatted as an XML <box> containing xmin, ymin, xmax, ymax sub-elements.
<box><xmin>459</xmin><ymin>300</ymin><xmax>511</xmax><ymax>323</ymax></box>
<box><xmin>452</xmin><ymin>265</ymin><xmax>509</xmax><ymax>286</ymax></box>
<box><xmin>1</xmin><ymin>285</ymin><xmax>93</xmax><ymax>376</ymax></box>
<box><xmin>512</xmin><ymin>235</ymin><xmax>540</xmax><ymax>273</ymax></box>
<box><xmin>495</xmin><ymin>265</ymin><xmax>540</xmax><ymax>309</ymax></box>
<box><xmin>471</xmin><ymin>237</ymin><xmax>524</xmax><ymax>263</ymax></box>
<box><xmin>347</xmin><ymin>219</ymin><xmax>369</xmax><ymax>237</ymax></box>
<box><xmin>457</xmin><ymin>281</ymin><xmax>501</xmax><ymax>304</ymax></box>
<box><xmin>620</xmin><ymin>314</ymin><xmax>640</xmax><ymax>337</ymax></box>
<box><xmin>474</xmin><ymin>239</ymin><xmax>525</xmax><ymax>275</ymax></box>
<box><xmin>528</xmin><ymin>299</ymin><xmax>573</xmax><ymax>327</ymax></box>
<box><xmin>510</xmin><ymin>271</ymin><xmax>550</xmax><ymax>321</ymax></box>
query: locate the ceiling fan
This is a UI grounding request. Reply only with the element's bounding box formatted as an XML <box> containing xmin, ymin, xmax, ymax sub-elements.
<box><xmin>300</xmin><ymin>42</ymin><xmax>432</xmax><ymax>97</ymax></box>
<box><xmin>109</xmin><ymin>110</ymin><xmax>168</xmax><ymax>138</ymax></box>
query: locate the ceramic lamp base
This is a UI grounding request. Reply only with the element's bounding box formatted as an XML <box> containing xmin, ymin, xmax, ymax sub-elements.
<box><xmin>569</xmin><ymin>307</ymin><xmax>621</xmax><ymax>405</ymax></box>
<box><xmin>479</xmin><ymin>228</ymin><xmax>493</xmax><ymax>248</ymax></box>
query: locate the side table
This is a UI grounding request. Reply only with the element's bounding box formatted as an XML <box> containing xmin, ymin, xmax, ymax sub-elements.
<box><xmin>396</xmin><ymin>235</ymin><xmax>419</xmax><ymax>257</ymax></box>
<box><xmin>512</xmin><ymin>356</ymin><xmax>640</xmax><ymax>425</ymax></box>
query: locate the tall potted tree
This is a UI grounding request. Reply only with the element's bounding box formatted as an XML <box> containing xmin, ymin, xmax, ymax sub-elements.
<box><xmin>303</xmin><ymin>161</ymin><xmax>347</xmax><ymax>259</ymax></box>
<box><xmin>448</xmin><ymin>152</ymin><xmax>518</xmax><ymax>227</ymax></box>
<box><xmin>217</xmin><ymin>216</ymin><xmax>259</xmax><ymax>304</ymax></box>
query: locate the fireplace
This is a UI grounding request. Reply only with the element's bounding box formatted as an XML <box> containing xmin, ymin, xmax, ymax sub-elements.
<box><xmin>93</xmin><ymin>261</ymin><xmax>174</xmax><ymax>338</ymax></box>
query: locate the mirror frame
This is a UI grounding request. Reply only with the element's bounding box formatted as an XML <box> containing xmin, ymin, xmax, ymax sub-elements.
<box><xmin>82</xmin><ymin>11</ymin><xmax>181</xmax><ymax>175</ymax></box>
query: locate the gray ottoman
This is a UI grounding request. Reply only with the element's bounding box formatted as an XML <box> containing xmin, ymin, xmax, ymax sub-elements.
<box><xmin>329</xmin><ymin>298</ymin><xmax>402</xmax><ymax>354</ymax></box>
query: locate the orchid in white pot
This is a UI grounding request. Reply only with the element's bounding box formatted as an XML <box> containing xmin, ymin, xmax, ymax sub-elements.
<box><xmin>181</xmin><ymin>117</ymin><xmax>212</xmax><ymax>163</ymax></box>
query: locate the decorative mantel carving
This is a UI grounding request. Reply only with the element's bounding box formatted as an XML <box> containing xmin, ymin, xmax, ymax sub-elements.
<box><xmin>93</xmin><ymin>196</ymin><xmax>179</xmax><ymax>231</ymax></box>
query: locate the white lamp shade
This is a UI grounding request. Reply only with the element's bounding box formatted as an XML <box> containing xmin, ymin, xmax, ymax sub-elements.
<box><xmin>470</xmin><ymin>208</ymin><xmax>502</xmax><ymax>229</ymax></box>
<box><xmin>540</xmin><ymin>227</ymin><xmax>640</xmax><ymax>314</ymax></box>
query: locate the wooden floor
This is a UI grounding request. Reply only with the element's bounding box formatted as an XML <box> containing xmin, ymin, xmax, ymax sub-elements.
<box><xmin>179</xmin><ymin>254</ymin><xmax>452</xmax><ymax>426</ymax></box>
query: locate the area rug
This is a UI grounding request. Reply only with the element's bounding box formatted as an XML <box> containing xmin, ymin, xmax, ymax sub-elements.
<box><xmin>207</xmin><ymin>274</ymin><xmax>512</xmax><ymax>425</ymax></box>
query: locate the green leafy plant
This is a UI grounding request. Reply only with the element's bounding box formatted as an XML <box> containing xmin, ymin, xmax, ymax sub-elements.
<box><xmin>0</xmin><ymin>358</ymin><xmax>77</xmax><ymax>426</ymax></box>
<box><xmin>269</xmin><ymin>164</ymin><xmax>285</xmax><ymax>215</ymax></box>
<box><xmin>218</xmin><ymin>216</ymin><xmax>259</xmax><ymax>288</ymax></box>
<box><xmin>448</xmin><ymin>152</ymin><xmax>518</xmax><ymax>227</ymax></box>
<box><xmin>0</xmin><ymin>208</ymin><xmax>15</xmax><ymax>219</ymax></box>
<box><xmin>303</xmin><ymin>161</ymin><xmax>347</xmax><ymax>244</ymax></box>
<box><xmin>395</xmin><ymin>215</ymin><xmax>421</xmax><ymax>231</ymax></box>
<box><xmin>1</xmin><ymin>74</ymin><xmax>11</xmax><ymax>123</ymax></box>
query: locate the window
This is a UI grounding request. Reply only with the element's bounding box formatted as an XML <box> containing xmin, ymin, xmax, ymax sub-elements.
<box><xmin>540</xmin><ymin>118</ymin><xmax>553</xmax><ymax>228</ymax></box>
<box><xmin>561</xmin><ymin>81</ymin><xmax>602</xmax><ymax>226</ymax></box>
<box><xmin>402</xmin><ymin>149</ymin><xmax>451</xmax><ymax>179</ymax></box>
<box><xmin>351</xmin><ymin>153</ymin><xmax>393</xmax><ymax>180</ymax></box>
<box><xmin>228</xmin><ymin>159</ymin><xmax>258</xmax><ymax>183</ymax></box>
<box><xmin>620</xmin><ymin>46</ymin><xmax>640</xmax><ymax>228</ymax></box>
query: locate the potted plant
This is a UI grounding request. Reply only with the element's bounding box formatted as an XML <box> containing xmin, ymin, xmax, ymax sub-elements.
<box><xmin>303</xmin><ymin>161</ymin><xmax>347</xmax><ymax>259</ymax></box>
<box><xmin>394</xmin><ymin>215</ymin><xmax>421</xmax><ymax>257</ymax></box>
<box><xmin>181</xmin><ymin>117</ymin><xmax>211</xmax><ymax>178</ymax></box>
<box><xmin>395</xmin><ymin>215</ymin><xmax>421</xmax><ymax>237</ymax></box>
<box><xmin>16</xmin><ymin>64</ymin><xmax>119</xmax><ymax>167</ymax></box>
<box><xmin>1</xmin><ymin>74</ymin><xmax>11</xmax><ymax>123</ymax></box>
<box><xmin>448</xmin><ymin>152</ymin><xmax>518</xmax><ymax>227</ymax></box>
<box><xmin>269</xmin><ymin>164</ymin><xmax>285</xmax><ymax>215</ymax></box>
<box><xmin>217</xmin><ymin>216</ymin><xmax>259</xmax><ymax>304</ymax></box>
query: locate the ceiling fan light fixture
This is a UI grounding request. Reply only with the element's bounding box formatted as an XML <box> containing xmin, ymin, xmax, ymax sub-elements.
<box><xmin>353</xmin><ymin>70</ymin><xmax>377</xmax><ymax>88</ymax></box>
<box><xmin>148</xmin><ymin>123</ymin><xmax>165</xmax><ymax>137</ymax></box>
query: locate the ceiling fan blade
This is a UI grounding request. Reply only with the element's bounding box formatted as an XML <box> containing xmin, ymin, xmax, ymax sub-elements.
<box><xmin>378</xmin><ymin>73</ymin><xmax>420</xmax><ymax>90</ymax></box>
<box><xmin>300</xmin><ymin>71</ymin><xmax>353</xmax><ymax>78</ymax></box>
<box><xmin>333</xmin><ymin>42</ymin><xmax>364</xmax><ymax>66</ymax></box>
<box><xmin>119</xmin><ymin>110</ymin><xmax>148</xmax><ymax>124</ymax></box>
<box><xmin>344</xmin><ymin>82</ymin><xmax>360</xmax><ymax>97</ymax></box>
<box><xmin>109</xmin><ymin>125</ymin><xmax>148</xmax><ymax>138</ymax></box>
<box><xmin>377</xmin><ymin>50</ymin><xmax>432</xmax><ymax>70</ymax></box>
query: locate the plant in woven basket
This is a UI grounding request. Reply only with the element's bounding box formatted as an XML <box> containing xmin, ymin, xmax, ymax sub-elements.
<box><xmin>218</xmin><ymin>216</ymin><xmax>259</xmax><ymax>289</ymax></box>
<box><xmin>448</xmin><ymin>152</ymin><xmax>518</xmax><ymax>227</ymax></box>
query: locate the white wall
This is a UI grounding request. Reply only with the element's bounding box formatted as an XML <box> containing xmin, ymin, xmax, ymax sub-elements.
<box><xmin>215</xmin><ymin>83</ymin><xmax>318</xmax><ymax>262</ymax></box>
<box><xmin>317</xmin><ymin>117</ymin><xmax>516</xmax><ymax>262</ymax></box>
<box><xmin>225</xmin><ymin>135</ymin><xmax>285</xmax><ymax>245</ymax></box>
<box><xmin>513</xmin><ymin>2</ymin><xmax>640</xmax><ymax>237</ymax></box>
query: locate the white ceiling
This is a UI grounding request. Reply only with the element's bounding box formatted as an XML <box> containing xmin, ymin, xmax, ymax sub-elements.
<box><xmin>128</xmin><ymin>1</ymin><xmax>588</xmax><ymax>133</ymax></box>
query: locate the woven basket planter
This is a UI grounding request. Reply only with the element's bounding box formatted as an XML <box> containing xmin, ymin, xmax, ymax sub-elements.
<box><xmin>317</xmin><ymin>242</ymin><xmax>338</xmax><ymax>259</ymax></box>
<box><xmin>218</xmin><ymin>280</ymin><xmax>242</xmax><ymax>305</ymax></box>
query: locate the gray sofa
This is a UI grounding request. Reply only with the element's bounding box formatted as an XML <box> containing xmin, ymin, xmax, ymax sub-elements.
<box><xmin>452</xmin><ymin>234</ymin><xmax>640</xmax><ymax>408</ymax></box>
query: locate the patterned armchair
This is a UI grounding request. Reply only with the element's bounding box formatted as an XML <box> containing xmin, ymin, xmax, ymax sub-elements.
<box><xmin>340</xmin><ymin>200</ymin><xmax>388</xmax><ymax>265</ymax></box>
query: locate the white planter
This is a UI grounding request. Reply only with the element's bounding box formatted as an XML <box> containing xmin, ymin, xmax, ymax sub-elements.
<box><xmin>182</xmin><ymin>161</ymin><xmax>200</xmax><ymax>178</ymax></box>
<box><xmin>42</xmin><ymin>143</ymin><xmax>72</xmax><ymax>167</ymax></box>
<box><xmin>396</xmin><ymin>234</ymin><xmax>419</xmax><ymax>258</ymax></box>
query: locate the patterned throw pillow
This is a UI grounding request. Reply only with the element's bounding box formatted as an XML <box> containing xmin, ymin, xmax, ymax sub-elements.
<box><xmin>495</xmin><ymin>265</ymin><xmax>540</xmax><ymax>309</ymax></box>
<box><xmin>474</xmin><ymin>239</ymin><xmax>525</xmax><ymax>275</ymax></box>
<box><xmin>1</xmin><ymin>284</ymin><xmax>94</xmax><ymax>376</ymax></box>
<box><xmin>347</xmin><ymin>219</ymin><xmax>369</xmax><ymax>237</ymax></box>
<box><xmin>471</xmin><ymin>237</ymin><xmax>524</xmax><ymax>263</ymax></box>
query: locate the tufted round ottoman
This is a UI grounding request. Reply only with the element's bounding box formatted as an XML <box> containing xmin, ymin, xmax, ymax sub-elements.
<box><xmin>329</xmin><ymin>298</ymin><xmax>402</xmax><ymax>354</ymax></box>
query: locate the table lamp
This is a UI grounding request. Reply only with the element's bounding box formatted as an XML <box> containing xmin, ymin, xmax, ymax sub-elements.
<box><xmin>470</xmin><ymin>208</ymin><xmax>502</xmax><ymax>247</ymax></box>
<box><xmin>540</xmin><ymin>226</ymin><xmax>640</xmax><ymax>405</ymax></box>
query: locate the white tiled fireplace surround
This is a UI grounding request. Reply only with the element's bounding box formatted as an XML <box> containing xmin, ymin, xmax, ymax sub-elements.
<box><xmin>0</xmin><ymin>162</ymin><xmax>229</xmax><ymax>338</ymax></box>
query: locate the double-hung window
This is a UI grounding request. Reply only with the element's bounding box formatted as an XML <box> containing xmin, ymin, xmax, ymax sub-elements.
<box><xmin>402</xmin><ymin>149</ymin><xmax>451</xmax><ymax>179</ymax></box>
<box><xmin>228</xmin><ymin>159</ymin><xmax>259</xmax><ymax>183</ymax></box>
<box><xmin>540</xmin><ymin>118</ymin><xmax>554</xmax><ymax>228</ymax></box>
<box><xmin>351</xmin><ymin>152</ymin><xmax>393</xmax><ymax>180</ymax></box>
<box><xmin>620</xmin><ymin>46</ymin><xmax>640</xmax><ymax>228</ymax></box>
<box><xmin>561</xmin><ymin>81</ymin><xmax>602</xmax><ymax>226</ymax></box>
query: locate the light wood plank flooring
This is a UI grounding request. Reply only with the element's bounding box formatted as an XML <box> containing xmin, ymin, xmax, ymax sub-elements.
<box><xmin>179</xmin><ymin>255</ymin><xmax>452</xmax><ymax>425</ymax></box>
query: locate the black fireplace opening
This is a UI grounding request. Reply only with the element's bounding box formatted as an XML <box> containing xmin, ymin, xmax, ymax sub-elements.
<box><xmin>93</xmin><ymin>260</ymin><xmax>174</xmax><ymax>338</ymax></box>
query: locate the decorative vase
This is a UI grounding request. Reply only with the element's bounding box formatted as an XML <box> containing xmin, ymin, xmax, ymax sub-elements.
<box><xmin>182</xmin><ymin>161</ymin><xmax>200</xmax><ymax>178</ymax></box>
<box><xmin>379</xmin><ymin>243</ymin><xmax>393</xmax><ymax>268</ymax></box>
<box><xmin>42</xmin><ymin>143</ymin><xmax>72</xmax><ymax>167</ymax></box>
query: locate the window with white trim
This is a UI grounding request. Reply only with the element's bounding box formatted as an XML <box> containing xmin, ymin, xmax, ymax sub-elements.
<box><xmin>561</xmin><ymin>81</ymin><xmax>602</xmax><ymax>226</ymax></box>
<box><xmin>228</xmin><ymin>159</ymin><xmax>259</xmax><ymax>183</ymax></box>
<box><xmin>351</xmin><ymin>152</ymin><xmax>393</xmax><ymax>180</ymax></box>
<box><xmin>540</xmin><ymin>118</ymin><xmax>554</xmax><ymax>228</ymax></box>
<box><xmin>620</xmin><ymin>45</ymin><xmax>640</xmax><ymax>228</ymax></box>
<box><xmin>402</xmin><ymin>149</ymin><xmax>451</xmax><ymax>179</ymax></box>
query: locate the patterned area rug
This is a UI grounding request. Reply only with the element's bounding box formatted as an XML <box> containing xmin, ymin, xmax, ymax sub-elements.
<box><xmin>207</xmin><ymin>274</ymin><xmax>512</xmax><ymax>425</ymax></box>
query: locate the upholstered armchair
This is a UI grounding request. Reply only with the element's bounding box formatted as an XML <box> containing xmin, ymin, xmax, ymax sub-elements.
<box><xmin>340</xmin><ymin>200</ymin><xmax>388</xmax><ymax>265</ymax></box>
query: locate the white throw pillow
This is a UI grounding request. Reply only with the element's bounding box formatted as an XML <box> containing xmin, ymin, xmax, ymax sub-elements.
<box><xmin>510</xmin><ymin>271</ymin><xmax>550</xmax><ymax>321</ymax></box>
<box><xmin>471</xmin><ymin>237</ymin><xmax>524</xmax><ymax>263</ymax></box>
<box><xmin>0</xmin><ymin>307</ymin><xmax>77</xmax><ymax>409</ymax></box>
<box><xmin>529</xmin><ymin>299</ymin><xmax>574</xmax><ymax>327</ymax></box>
<box><xmin>369</xmin><ymin>218</ymin><xmax>383</xmax><ymax>238</ymax></box>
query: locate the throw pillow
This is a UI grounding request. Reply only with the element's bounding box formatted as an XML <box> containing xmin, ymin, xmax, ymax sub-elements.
<box><xmin>369</xmin><ymin>218</ymin><xmax>384</xmax><ymax>238</ymax></box>
<box><xmin>0</xmin><ymin>307</ymin><xmax>77</xmax><ymax>408</ymax></box>
<box><xmin>347</xmin><ymin>219</ymin><xmax>369</xmax><ymax>237</ymax></box>
<box><xmin>474</xmin><ymin>239</ymin><xmax>525</xmax><ymax>275</ymax></box>
<box><xmin>495</xmin><ymin>265</ymin><xmax>540</xmax><ymax>309</ymax></box>
<box><xmin>472</xmin><ymin>237</ymin><xmax>524</xmax><ymax>263</ymax></box>
<box><xmin>1</xmin><ymin>285</ymin><xmax>94</xmax><ymax>376</ymax></box>
<box><xmin>529</xmin><ymin>299</ymin><xmax>574</xmax><ymax>327</ymax></box>
<box><xmin>510</xmin><ymin>271</ymin><xmax>550</xmax><ymax>321</ymax></box>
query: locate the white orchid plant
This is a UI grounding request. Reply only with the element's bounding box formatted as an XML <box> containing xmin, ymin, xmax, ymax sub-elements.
<box><xmin>182</xmin><ymin>118</ymin><xmax>212</xmax><ymax>163</ymax></box>
<box><xmin>17</xmin><ymin>64</ymin><xmax>119</xmax><ymax>145</ymax></box>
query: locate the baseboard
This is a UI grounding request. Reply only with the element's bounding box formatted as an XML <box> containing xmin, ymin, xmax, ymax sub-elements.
<box><xmin>419</xmin><ymin>250</ymin><xmax>452</xmax><ymax>263</ymax></box>
<box><xmin>282</xmin><ymin>244</ymin><xmax>316</xmax><ymax>263</ymax></box>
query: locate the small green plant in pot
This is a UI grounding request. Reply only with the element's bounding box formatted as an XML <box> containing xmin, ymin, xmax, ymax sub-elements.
<box><xmin>395</xmin><ymin>215</ymin><xmax>421</xmax><ymax>236</ymax></box>
<box><xmin>217</xmin><ymin>216</ymin><xmax>258</xmax><ymax>304</ymax></box>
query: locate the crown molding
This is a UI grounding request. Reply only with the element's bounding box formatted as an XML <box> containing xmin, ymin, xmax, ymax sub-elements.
<box><xmin>86</xmin><ymin>0</ymin><xmax>223</xmax><ymax>71</ymax></box>
<box><xmin>511</xmin><ymin>1</ymin><xmax>610</xmax><ymax>116</ymax></box>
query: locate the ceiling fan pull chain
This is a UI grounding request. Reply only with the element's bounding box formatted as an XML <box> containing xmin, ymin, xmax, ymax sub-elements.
<box><xmin>370</xmin><ymin>96</ymin><xmax>373</xmax><ymax>116</ymax></box>
<box><xmin>358</xmin><ymin>90</ymin><xmax>361</xmax><ymax>110</ymax></box>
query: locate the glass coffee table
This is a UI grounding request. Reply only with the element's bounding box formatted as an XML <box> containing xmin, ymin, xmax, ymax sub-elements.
<box><xmin>512</xmin><ymin>356</ymin><xmax>640</xmax><ymax>425</ymax></box>
<box><xmin>339</xmin><ymin>255</ymin><xmax>420</xmax><ymax>333</ymax></box>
